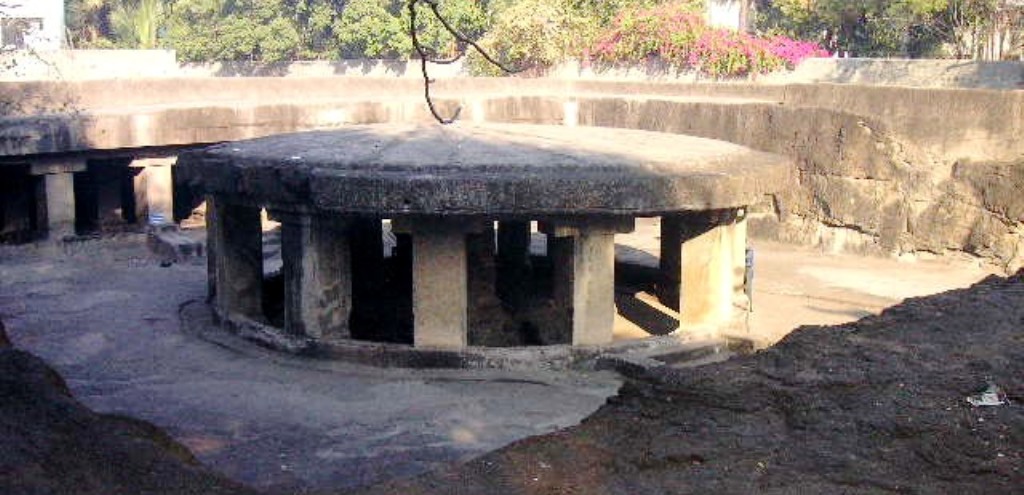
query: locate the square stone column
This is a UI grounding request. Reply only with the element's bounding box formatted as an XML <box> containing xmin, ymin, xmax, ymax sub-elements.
<box><xmin>732</xmin><ymin>209</ymin><xmax>749</xmax><ymax>311</ymax></box>
<box><xmin>277</xmin><ymin>211</ymin><xmax>352</xmax><ymax>340</ymax></box>
<box><xmin>207</xmin><ymin>196</ymin><xmax>264</xmax><ymax>321</ymax></box>
<box><xmin>467</xmin><ymin>222</ymin><xmax>509</xmax><ymax>345</ymax></box>
<box><xmin>542</xmin><ymin>218</ymin><xmax>634</xmax><ymax>346</ymax></box>
<box><xmin>30</xmin><ymin>160</ymin><xmax>86</xmax><ymax>238</ymax></box>
<box><xmin>43</xmin><ymin>174</ymin><xmax>76</xmax><ymax>237</ymax></box>
<box><xmin>563</xmin><ymin>100</ymin><xmax>579</xmax><ymax>127</ymax></box>
<box><xmin>660</xmin><ymin>210</ymin><xmax>741</xmax><ymax>328</ymax></box>
<box><xmin>131</xmin><ymin>157</ymin><xmax>176</xmax><ymax>227</ymax></box>
<box><xmin>394</xmin><ymin>218</ymin><xmax>486</xmax><ymax>349</ymax></box>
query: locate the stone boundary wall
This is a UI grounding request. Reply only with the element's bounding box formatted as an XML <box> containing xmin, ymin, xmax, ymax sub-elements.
<box><xmin>2</xmin><ymin>49</ymin><xmax>1023</xmax><ymax>89</ymax></box>
<box><xmin>759</xmin><ymin>58</ymin><xmax>1024</xmax><ymax>90</ymax></box>
<box><xmin>0</xmin><ymin>77</ymin><xmax>1020</xmax><ymax>269</ymax></box>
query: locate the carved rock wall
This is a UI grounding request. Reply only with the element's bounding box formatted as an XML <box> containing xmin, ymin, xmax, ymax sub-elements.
<box><xmin>565</xmin><ymin>95</ymin><xmax>1024</xmax><ymax>271</ymax></box>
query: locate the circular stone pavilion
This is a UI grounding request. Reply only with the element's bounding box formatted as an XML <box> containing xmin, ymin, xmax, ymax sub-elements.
<box><xmin>176</xmin><ymin>123</ymin><xmax>790</xmax><ymax>352</ymax></box>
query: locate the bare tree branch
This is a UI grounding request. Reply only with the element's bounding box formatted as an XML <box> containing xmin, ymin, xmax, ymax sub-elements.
<box><xmin>408</xmin><ymin>0</ymin><xmax>526</xmax><ymax>125</ymax></box>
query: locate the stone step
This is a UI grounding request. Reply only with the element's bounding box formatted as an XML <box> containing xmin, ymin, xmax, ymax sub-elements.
<box><xmin>594</xmin><ymin>337</ymin><xmax>749</xmax><ymax>378</ymax></box>
<box><xmin>147</xmin><ymin>226</ymin><xmax>204</xmax><ymax>263</ymax></box>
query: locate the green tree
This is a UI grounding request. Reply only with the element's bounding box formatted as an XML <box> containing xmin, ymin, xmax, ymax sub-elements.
<box><xmin>166</xmin><ymin>0</ymin><xmax>302</xmax><ymax>62</ymax></box>
<box><xmin>405</xmin><ymin>0</ymin><xmax>488</xmax><ymax>59</ymax></box>
<box><xmin>467</xmin><ymin>0</ymin><xmax>604</xmax><ymax>74</ymax></box>
<box><xmin>110</xmin><ymin>0</ymin><xmax>164</xmax><ymax>48</ymax></box>
<box><xmin>66</xmin><ymin>0</ymin><xmax>116</xmax><ymax>47</ymax></box>
<box><xmin>288</xmin><ymin>0</ymin><xmax>346</xmax><ymax>58</ymax></box>
<box><xmin>334</xmin><ymin>0</ymin><xmax>407</xmax><ymax>57</ymax></box>
<box><xmin>164</xmin><ymin>0</ymin><xmax>487</xmax><ymax>61</ymax></box>
<box><xmin>334</xmin><ymin>0</ymin><xmax>487</xmax><ymax>59</ymax></box>
<box><xmin>755</xmin><ymin>0</ymin><xmax>1001</xmax><ymax>57</ymax></box>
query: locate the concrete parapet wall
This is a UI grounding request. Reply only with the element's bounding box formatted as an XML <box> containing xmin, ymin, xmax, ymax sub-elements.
<box><xmin>762</xmin><ymin>58</ymin><xmax>1024</xmax><ymax>90</ymax></box>
<box><xmin>4</xmin><ymin>50</ymin><xmax>1021</xmax><ymax>90</ymax></box>
<box><xmin>0</xmin><ymin>50</ymin><xmax>179</xmax><ymax>81</ymax></box>
<box><xmin>177</xmin><ymin>59</ymin><xmax>466</xmax><ymax>79</ymax></box>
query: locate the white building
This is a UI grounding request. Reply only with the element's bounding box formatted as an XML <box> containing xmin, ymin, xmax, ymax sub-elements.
<box><xmin>707</xmin><ymin>0</ymin><xmax>750</xmax><ymax>32</ymax></box>
<box><xmin>0</xmin><ymin>0</ymin><xmax>65</xmax><ymax>50</ymax></box>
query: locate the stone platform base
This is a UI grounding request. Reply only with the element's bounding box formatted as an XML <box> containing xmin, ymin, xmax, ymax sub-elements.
<box><xmin>179</xmin><ymin>300</ymin><xmax>752</xmax><ymax>371</ymax></box>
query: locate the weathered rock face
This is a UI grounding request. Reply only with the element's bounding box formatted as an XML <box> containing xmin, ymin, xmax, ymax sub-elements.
<box><xmin>572</xmin><ymin>96</ymin><xmax>1024</xmax><ymax>270</ymax></box>
<box><xmin>0</xmin><ymin>343</ymin><xmax>257</xmax><ymax>495</ymax></box>
<box><xmin>354</xmin><ymin>271</ymin><xmax>1024</xmax><ymax>494</ymax></box>
<box><xmin>911</xmin><ymin>160</ymin><xmax>1024</xmax><ymax>270</ymax></box>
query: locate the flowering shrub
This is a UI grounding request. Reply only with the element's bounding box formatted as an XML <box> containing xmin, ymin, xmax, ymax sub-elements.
<box><xmin>592</xmin><ymin>1</ymin><xmax>827</xmax><ymax>77</ymax></box>
<box><xmin>764</xmin><ymin>36</ymin><xmax>831</xmax><ymax>68</ymax></box>
<box><xmin>593</xmin><ymin>3</ymin><xmax>705</xmax><ymax>64</ymax></box>
<box><xmin>688</xmin><ymin>29</ymin><xmax>785</xmax><ymax>77</ymax></box>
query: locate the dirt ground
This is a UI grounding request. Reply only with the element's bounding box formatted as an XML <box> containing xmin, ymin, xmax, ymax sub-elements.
<box><xmin>354</xmin><ymin>271</ymin><xmax>1024</xmax><ymax>494</ymax></box>
<box><xmin>0</xmin><ymin>231</ymin><xmax>1017</xmax><ymax>494</ymax></box>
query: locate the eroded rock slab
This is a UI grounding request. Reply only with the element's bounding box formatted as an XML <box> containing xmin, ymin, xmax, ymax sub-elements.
<box><xmin>0</xmin><ymin>325</ymin><xmax>257</xmax><ymax>495</ymax></box>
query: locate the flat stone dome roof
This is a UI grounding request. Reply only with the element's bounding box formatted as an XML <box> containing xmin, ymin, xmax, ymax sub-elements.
<box><xmin>177</xmin><ymin>123</ymin><xmax>791</xmax><ymax>216</ymax></box>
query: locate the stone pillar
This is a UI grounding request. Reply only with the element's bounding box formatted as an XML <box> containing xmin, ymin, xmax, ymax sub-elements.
<box><xmin>394</xmin><ymin>218</ymin><xmax>484</xmax><ymax>349</ymax></box>
<box><xmin>543</xmin><ymin>218</ymin><xmax>633</xmax><ymax>346</ymax></box>
<box><xmin>497</xmin><ymin>220</ymin><xmax>531</xmax><ymax>308</ymax></box>
<box><xmin>207</xmin><ymin>196</ymin><xmax>264</xmax><ymax>321</ymax></box>
<box><xmin>43</xmin><ymin>174</ymin><xmax>76</xmax><ymax>237</ymax></box>
<box><xmin>146</xmin><ymin>163</ymin><xmax>174</xmax><ymax>226</ymax></box>
<box><xmin>277</xmin><ymin>211</ymin><xmax>352</xmax><ymax>340</ymax></box>
<box><xmin>467</xmin><ymin>222</ymin><xmax>505</xmax><ymax>345</ymax></box>
<box><xmin>659</xmin><ymin>216</ymin><xmax>683</xmax><ymax>312</ymax></box>
<box><xmin>660</xmin><ymin>210</ymin><xmax>737</xmax><ymax>328</ymax></box>
<box><xmin>133</xmin><ymin>167</ymin><xmax>148</xmax><ymax>223</ymax></box>
<box><xmin>131</xmin><ymin>157</ymin><xmax>176</xmax><ymax>227</ymax></box>
<box><xmin>469</xmin><ymin>99</ymin><xmax>486</xmax><ymax>123</ymax></box>
<box><xmin>30</xmin><ymin>160</ymin><xmax>85</xmax><ymax>238</ymax></box>
<box><xmin>732</xmin><ymin>209</ymin><xmax>749</xmax><ymax>311</ymax></box>
<box><xmin>563</xmin><ymin>100</ymin><xmax>579</xmax><ymax>127</ymax></box>
<box><xmin>547</xmin><ymin>233</ymin><xmax>576</xmax><ymax>344</ymax></box>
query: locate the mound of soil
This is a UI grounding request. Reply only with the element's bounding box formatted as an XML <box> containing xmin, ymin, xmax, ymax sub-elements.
<box><xmin>0</xmin><ymin>324</ymin><xmax>257</xmax><ymax>495</ymax></box>
<box><xmin>354</xmin><ymin>272</ymin><xmax>1024</xmax><ymax>494</ymax></box>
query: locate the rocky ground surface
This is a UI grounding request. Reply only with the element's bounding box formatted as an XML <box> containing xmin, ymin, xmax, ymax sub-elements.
<box><xmin>0</xmin><ymin>321</ymin><xmax>260</xmax><ymax>495</ymax></box>
<box><xmin>0</xmin><ymin>233</ymin><xmax>1017</xmax><ymax>494</ymax></box>
<box><xmin>0</xmin><ymin>236</ymin><xmax>620</xmax><ymax>494</ymax></box>
<box><xmin>355</xmin><ymin>271</ymin><xmax>1024</xmax><ymax>494</ymax></box>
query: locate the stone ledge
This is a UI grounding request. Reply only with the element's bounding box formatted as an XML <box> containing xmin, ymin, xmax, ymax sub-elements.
<box><xmin>180</xmin><ymin>301</ymin><xmax>748</xmax><ymax>372</ymax></box>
